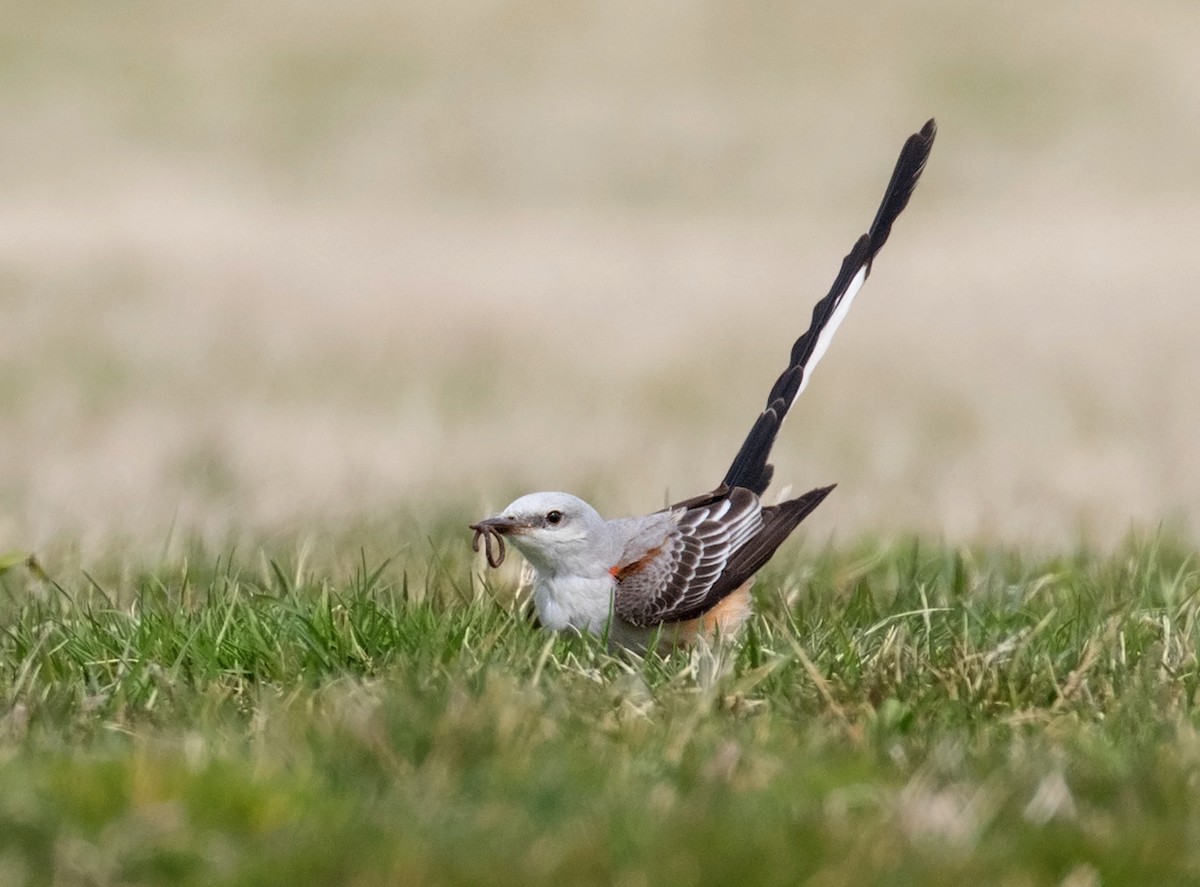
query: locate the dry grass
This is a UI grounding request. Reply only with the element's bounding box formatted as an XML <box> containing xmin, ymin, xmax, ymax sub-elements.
<box><xmin>2</xmin><ymin>0</ymin><xmax>1199</xmax><ymax>555</ymax></box>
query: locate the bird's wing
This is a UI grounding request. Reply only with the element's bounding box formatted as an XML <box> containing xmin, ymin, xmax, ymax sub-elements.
<box><xmin>699</xmin><ymin>484</ymin><xmax>835</xmax><ymax>605</ymax></box>
<box><xmin>722</xmin><ymin>119</ymin><xmax>937</xmax><ymax>495</ymax></box>
<box><xmin>613</xmin><ymin>487</ymin><xmax>764</xmax><ymax>627</ymax></box>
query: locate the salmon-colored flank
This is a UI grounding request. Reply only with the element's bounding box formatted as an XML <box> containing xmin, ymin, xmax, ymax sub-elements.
<box><xmin>607</xmin><ymin>582</ymin><xmax>755</xmax><ymax>655</ymax></box>
<box><xmin>672</xmin><ymin>583</ymin><xmax>753</xmax><ymax>644</ymax></box>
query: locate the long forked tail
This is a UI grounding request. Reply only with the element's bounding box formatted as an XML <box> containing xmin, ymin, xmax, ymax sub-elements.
<box><xmin>722</xmin><ymin>118</ymin><xmax>936</xmax><ymax>495</ymax></box>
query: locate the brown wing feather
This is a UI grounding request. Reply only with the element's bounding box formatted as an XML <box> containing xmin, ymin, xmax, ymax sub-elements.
<box><xmin>688</xmin><ymin>484</ymin><xmax>835</xmax><ymax>614</ymax></box>
<box><xmin>614</xmin><ymin>488</ymin><xmax>763</xmax><ymax>627</ymax></box>
<box><xmin>616</xmin><ymin>484</ymin><xmax>836</xmax><ymax>628</ymax></box>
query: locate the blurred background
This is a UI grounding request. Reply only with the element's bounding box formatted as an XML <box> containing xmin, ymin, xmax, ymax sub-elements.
<box><xmin>2</xmin><ymin>1</ymin><xmax>1198</xmax><ymax>558</ymax></box>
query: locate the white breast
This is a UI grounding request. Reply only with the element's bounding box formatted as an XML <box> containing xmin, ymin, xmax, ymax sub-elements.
<box><xmin>534</xmin><ymin>573</ymin><xmax>615</xmax><ymax>633</ymax></box>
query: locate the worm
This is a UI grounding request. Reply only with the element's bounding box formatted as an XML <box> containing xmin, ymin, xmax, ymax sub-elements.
<box><xmin>470</xmin><ymin>525</ymin><xmax>507</xmax><ymax>568</ymax></box>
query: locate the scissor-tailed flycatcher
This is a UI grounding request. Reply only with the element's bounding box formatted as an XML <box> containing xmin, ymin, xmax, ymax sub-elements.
<box><xmin>472</xmin><ymin>119</ymin><xmax>936</xmax><ymax>652</ymax></box>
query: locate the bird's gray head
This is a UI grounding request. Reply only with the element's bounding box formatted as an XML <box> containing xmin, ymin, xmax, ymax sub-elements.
<box><xmin>470</xmin><ymin>492</ymin><xmax>611</xmax><ymax>575</ymax></box>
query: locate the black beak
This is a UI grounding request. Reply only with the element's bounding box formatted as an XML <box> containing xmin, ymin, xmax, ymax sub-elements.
<box><xmin>468</xmin><ymin>516</ymin><xmax>522</xmax><ymax>536</ymax></box>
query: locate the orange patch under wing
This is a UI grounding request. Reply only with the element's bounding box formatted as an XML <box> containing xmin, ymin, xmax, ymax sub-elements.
<box><xmin>612</xmin><ymin>545</ymin><xmax>663</xmax><ymax>582</ymax></box>
<box><xmin>680</xmin><ymin>583</ymin><xmax>753</xmax><ymax>640</ymax></box>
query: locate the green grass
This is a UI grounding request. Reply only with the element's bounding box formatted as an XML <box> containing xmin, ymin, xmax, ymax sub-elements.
<box><xmin>1</xmin><ymin>532</ymin><xmax>1199</xmax><ymax>886</ymax></box>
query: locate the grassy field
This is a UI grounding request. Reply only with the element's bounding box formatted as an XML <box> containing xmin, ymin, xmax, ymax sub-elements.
<box><xmin>2</xmin><ymin>532</ymin><xmax>1199</xmax><ymax>885</ymax></box>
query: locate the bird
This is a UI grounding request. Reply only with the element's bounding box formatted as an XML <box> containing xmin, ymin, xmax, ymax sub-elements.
<box><xmin>471</xmin><ymin>119</ymin><xmax>936</xmax><ymax>653</ymax></box>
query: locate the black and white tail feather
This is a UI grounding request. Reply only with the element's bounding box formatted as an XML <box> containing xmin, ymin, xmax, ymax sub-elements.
<box><xmin>619</xmin><ymin>119</ymin><xmax>937</xmax><ymax>627</ymax></box>
<box><xmin>723</xmin><ymin>118</ymin><xmax>937</xmax><ymax>496</ymax></box>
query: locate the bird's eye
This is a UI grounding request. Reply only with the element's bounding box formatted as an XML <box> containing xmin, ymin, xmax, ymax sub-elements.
<box><xmin>545</xmin><ymin>510</ymin><xmax>564</xmax><ymax>526</ymax></box>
